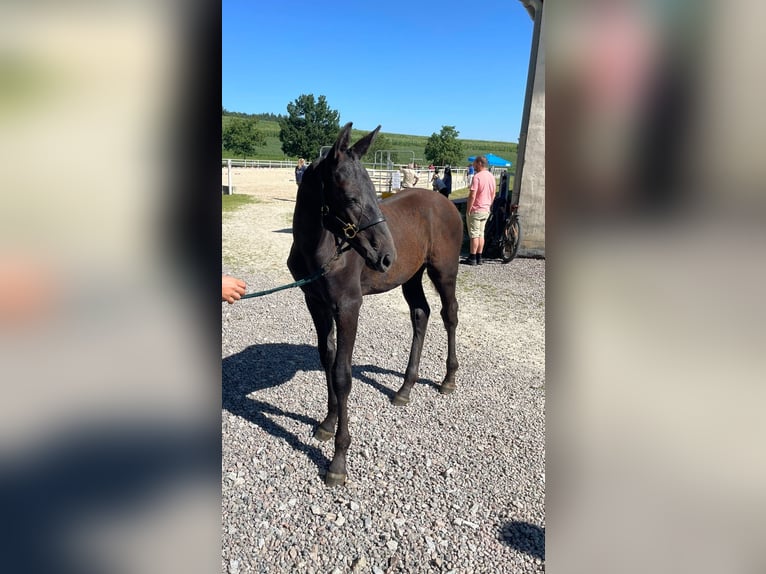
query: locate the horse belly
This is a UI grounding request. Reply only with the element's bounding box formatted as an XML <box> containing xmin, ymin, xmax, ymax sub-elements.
<box><xmin>361</xmin><ymin>192</ymin><xmax>459</xmax><ymax>295</ymax></box>
<box><xmin>361</xmin><ymin>267</ymin><xmax>414</xmax><ymax>295</ymax></box>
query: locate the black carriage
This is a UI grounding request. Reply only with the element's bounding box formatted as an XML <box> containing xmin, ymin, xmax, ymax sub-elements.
<box><xmin>483</xmin><ymin>171</ymin><xmax>521</xmax><ymax>263</ymax></box>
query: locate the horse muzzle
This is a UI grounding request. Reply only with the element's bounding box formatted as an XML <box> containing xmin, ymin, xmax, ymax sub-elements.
<box><xmin>361</xmin><ymin>244</ymin><xmax>396</xmax><ymax>273</ymax></box>
<box><xmin>354</xmin><ymin>217</ymin><xmax>396</xmax><ymax>273</ymax></box>
<box><xmin>375</xmin><ymin>251</ymin><xmax>395</xmax><ymax>273</ymax></box>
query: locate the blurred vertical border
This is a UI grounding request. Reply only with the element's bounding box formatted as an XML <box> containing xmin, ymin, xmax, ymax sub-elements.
<box><xmin>0</xmin><ymin>1</ymin><xmax>222</xmax><ymax>573</ymax></box>
<box><xmin>547</xmin><ymin>1</ymin><xmax>766</xmax><ymax>573</ymax></box>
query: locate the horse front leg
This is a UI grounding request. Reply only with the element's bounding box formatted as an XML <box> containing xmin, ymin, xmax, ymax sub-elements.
<box><xmin>325</xmin><ymin>298</ymin><xmax>361</xmax><ymax>487</ymax></box>
<box><xmin>305</xmin><ymin>295</ymin><xmax>337</xmax><ymax>442</ymax></box>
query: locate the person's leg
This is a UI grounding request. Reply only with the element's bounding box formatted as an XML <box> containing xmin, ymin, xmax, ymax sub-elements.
<box><xmin>476</xmin><ymin>212</ymin><xmax>489</xmax><ymax>264</ymax></box>
<box><xmin>463</xmin><ymin>213</ymin><xmax>479</xmax><ymax>265</ymax></box>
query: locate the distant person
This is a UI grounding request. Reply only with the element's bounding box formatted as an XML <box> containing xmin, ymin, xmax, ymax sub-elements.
<box><xmin>431</xmin><ymin>169</ymin><xmax>448</xmax><ymax>197</ymax></box>
<box><xmin>294</xmin><ymin>158</ymin><xmax>307</xmax><ymax>186</ymax></box>
<box><xmin>467</xmin><ymin>163</ymin><xmax>475</xmax><ymax>187</ymax></box>
<box><xmin>443</xmin><ymin>165</ymin><xmax>453</xmax><ymax>198</ymax></box>
<box><xmin>222</xmin><ymin>274</ymin><xmax>246</xmax><ymax>304</ymax></box>
<box><xmin>462</xmin><ymin>156</ymin><xmax>495</xmax><ymax>266</ymax></box>
<box><xmin>400</xmin><ymin>163</ymin><xmax>419</xmax><ymax>188</ymax></box>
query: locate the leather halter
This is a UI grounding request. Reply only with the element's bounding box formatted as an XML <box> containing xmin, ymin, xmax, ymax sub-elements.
<box><xmin>318</xmin><ymin>177</ymin><xmax>386</xmax><ymax>243</ymax></box>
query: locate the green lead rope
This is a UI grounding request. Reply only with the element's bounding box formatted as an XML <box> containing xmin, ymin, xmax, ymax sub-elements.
<box><xmin>240</xmin><ymin>267</ymin><xmax>326</xmax><ymax>300</ymax></box>
<box><xmin>238</xmin><ymin>243</ymin><xmax>347</xmax><ymax>300</ymax></box>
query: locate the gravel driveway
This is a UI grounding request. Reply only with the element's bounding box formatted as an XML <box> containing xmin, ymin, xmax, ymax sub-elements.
<box><xmin>222</xmin><ymin>169</ymin><xmax>545</xmax><ymax>573</ymax></box>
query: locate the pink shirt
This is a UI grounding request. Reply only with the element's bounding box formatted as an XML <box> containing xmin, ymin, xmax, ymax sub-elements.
<box><xmin>469</xmin><ymin>170</ymin><xmax>496</xmax><ymax>213</ymax></box>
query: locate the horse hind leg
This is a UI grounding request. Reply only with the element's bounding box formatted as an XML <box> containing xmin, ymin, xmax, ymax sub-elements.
<box><xmin>305</xmin><ymin>295</ymin><xmax>337</xmax><ymax>441</ymax></box>
<box><xmin>393</xmin><ymin>268</ymin><xmax>430</xmax><ymax>406</ymax></box>
<box><xmin>426</xmin><ymin>264</ymin><xmax>459</xmax><ymax>394</ymax></box>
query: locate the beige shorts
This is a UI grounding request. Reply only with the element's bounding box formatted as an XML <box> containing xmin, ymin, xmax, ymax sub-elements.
<box><xmin>466</xmin><ymin>211</ymin><xmax>490</xmax><ymax>238</ymax></box>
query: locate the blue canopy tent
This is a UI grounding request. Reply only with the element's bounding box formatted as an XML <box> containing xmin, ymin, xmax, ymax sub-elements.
<box><xmin>468</xmin><ymin>153</ymin><xmax>513</xmax><ymax>168</ymax></box>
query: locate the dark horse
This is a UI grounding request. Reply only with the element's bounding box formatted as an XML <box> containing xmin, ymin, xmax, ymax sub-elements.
<box><xmin>287</xmin><ymin>123</ymin><xmax>463</xmax><ymax>486</ymax></box>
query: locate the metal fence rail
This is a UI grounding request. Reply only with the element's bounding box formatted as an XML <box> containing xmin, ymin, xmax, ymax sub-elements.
<box><xmin>222</xmin><ymin>159</ymin><xmax>479</xmax><ymax>195</ymax></box>
<box><xmin>222</xmin><ymin>159</ymin><xmax>297</xmax><ymax>169</ymax></box>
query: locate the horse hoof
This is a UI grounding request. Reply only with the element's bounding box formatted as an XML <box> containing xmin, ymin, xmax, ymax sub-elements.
<box><xmin>439</xmin><ymin>383</ymin><xmax>456</xmax><ymax>395</ymax></box>
<box><xmin>391</xmin><ymin>392</ymin><xmax>410</xmax><ymax>406</ymax></box>
<box><xmin>314</xmin><ymin>426</ymin><xmax>334</xmax><ymax>442</ymax></box>
<box><xmin>325</xmin><ymin>471</ymin><xmax>347</xmax><ymax>487</ymax></box>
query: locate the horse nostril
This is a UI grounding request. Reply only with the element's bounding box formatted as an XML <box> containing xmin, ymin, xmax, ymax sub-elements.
<box><xmin>381</xmin><ymin>254</ymin><xmax>393</xmax><ymax>270</ymax></box>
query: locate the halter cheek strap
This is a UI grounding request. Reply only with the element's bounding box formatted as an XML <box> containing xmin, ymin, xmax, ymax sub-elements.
<box><xmin>319</xmin><ymin>180</ymin><xmax>386</xmax><ymax>242</ymax></box>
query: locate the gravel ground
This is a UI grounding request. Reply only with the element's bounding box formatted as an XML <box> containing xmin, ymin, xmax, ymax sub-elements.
<box><xmin>222</xmin><ymin>169</ymin><xmax>545</xmax><ymax>573</ymax></box>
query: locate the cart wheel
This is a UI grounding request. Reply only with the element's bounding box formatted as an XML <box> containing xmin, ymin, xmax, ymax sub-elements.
<box><xmin>501</xmin><ymin>217</ymin><xmax>521</xmax><ymax>263</ymax></box>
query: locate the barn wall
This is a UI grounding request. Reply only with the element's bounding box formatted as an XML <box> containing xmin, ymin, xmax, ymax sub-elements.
<box><xmin>518</xmin><ymin>1</ymin><xmax>545</xmax><ymax>258</ymax></box>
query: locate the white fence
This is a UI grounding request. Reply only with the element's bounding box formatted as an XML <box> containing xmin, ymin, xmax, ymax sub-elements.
<box><xmin>366</xmin><ymin>168</ymin><xmax>473</xmax><ymax>194</ymax></box>
<box><xmin>223</xmin><ymin>159</ymin><xmax>296</xmax><ymax>169</ymax></box>
<box><xmin>222</xmin><ymin>159</ymin><xmax>481</xmax><ymax>195</ymax></box>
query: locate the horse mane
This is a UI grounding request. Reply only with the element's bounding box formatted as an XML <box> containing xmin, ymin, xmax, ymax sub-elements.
<box><xmin>297</xmin><ymin>158</ymin><xmax>323</xmax><ymax>194</ymax></box>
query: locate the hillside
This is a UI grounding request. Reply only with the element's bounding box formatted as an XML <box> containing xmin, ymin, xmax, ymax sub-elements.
<box><xmin>222</xmin><ymin>114</ymin><xmax>517</xmax><ymax>171</ymax></box>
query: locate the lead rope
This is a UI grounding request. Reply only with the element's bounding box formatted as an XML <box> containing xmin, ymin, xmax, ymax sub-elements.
<box><xmin>240</xmin><ymin>172</ymin><xmax>382</xmax><ymax>300</ymax></box>
<box><xmin>239</xmin><ymin>242</ymin><xmax>347</xmax><ymax>300</ymax></box>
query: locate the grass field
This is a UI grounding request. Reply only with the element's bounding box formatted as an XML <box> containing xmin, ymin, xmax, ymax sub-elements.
<box><xmin>222</xmin><ymin>193</ymin><xmax>257</xmax><ymax>212</ymax></box>
<box><xmin>222</xmin><ymin>115</ymin><xmax>517</xmax><ymax>170</ymax></box>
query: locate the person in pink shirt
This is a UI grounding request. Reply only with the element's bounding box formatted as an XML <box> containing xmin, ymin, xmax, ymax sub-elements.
<box><xmin>462</xmin><ymin>156</ymin><xmax>496</xmax><ymax>265</ymax></box>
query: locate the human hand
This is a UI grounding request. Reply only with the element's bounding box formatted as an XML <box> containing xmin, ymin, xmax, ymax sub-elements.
<box><xmin>222</xmin><ymin>275</ymin><xmax>246</xmax><ymax>304</ymax></box>
<box><xmin>0</xmin><ymin>257</ymin><xmax>55</xmax><ymax>325</ymax></box>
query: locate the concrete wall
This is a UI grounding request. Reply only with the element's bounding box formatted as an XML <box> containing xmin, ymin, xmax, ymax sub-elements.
<box><xmin>518</xmin><ymin>1</ymin><xmax>545</xmax><ymax>258</ymax></box>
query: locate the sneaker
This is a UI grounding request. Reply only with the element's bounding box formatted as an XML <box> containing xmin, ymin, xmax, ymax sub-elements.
<box><xmin>461</xmin><ymin>257</ymin><xmax>477</xmax><ymax>266</ymax></box>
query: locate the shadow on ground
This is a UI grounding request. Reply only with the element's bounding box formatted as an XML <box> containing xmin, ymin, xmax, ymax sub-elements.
<box><xmin>222</xmin><ymin>343</ymin><xmax>428</xmax><ymax>473</ymax></box>
<box><xmin>499</xmin><ymin>520</ymin><xmax>545</xmax><ymax>560</ymax></box>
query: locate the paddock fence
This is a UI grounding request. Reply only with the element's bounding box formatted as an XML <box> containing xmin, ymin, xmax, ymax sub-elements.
<box><xmin>222</xmin><ymin>159</ymin><xmax>486</xmax><ymax>196</ymax></box>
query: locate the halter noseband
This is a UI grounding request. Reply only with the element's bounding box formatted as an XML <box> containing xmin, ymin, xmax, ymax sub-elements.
<box><xmin>318</xmin><ymin>179</ymin><xmax>387</xmax><ymax>243</ymax></box>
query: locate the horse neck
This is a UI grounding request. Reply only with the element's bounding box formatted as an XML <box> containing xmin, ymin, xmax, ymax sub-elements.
<box><xmin>293</xmin><ymin>179</ymin><xmax>335</xmax><ymax>257</ymax></box>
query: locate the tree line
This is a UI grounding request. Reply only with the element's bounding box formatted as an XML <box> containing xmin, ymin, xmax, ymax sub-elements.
<box><xmin>222</xmin><ymin>94</ymin><xmax>507</xmax><ymax>167</ymax></box>
<box><xmin>222</xmin><ymin>108</ymin><xmax>283</xmax><ymax>122</ymax></box>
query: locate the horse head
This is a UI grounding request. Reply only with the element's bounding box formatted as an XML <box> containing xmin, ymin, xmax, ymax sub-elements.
<box><xmin>317</xmin><ymin>123</ymin><xmax>397</xmax><ymax>273</ymax></box>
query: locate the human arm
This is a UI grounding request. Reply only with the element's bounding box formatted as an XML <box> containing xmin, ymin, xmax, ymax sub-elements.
<box><xmin>467</xmin><ymin>173</ymin><xmax>479</xmax><ymax>212</ymax></box>
<box><xmin>466</xmin><ymin>188</ymin><xmax>477</xmax><ymax>214</ymax></box>
<box><xmin>222</xmin><ymin>275</ymin><xmax>246</xmax><ymax>304</ymax></box>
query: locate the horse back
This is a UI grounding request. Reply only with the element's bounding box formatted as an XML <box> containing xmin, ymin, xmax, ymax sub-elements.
<box><xmin>361</xmin><ymin>189</ymin><xmax>462</xmax><ymax>294</ymax></box>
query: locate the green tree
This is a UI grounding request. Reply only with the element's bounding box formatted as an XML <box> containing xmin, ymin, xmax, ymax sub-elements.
<box><xmin>424</xmin><ymin>125</ymin><xmax>463</xmax><ymax>166</ymax></box>
<box><xmin>278</xmin><ymin>94</ymin><xmax>341</xmax><ymax>160</ymax></box>
<box><xmin>222</xmin><ymin>118</ymin><xmax>266</xmax><ymax>159</ymax></box>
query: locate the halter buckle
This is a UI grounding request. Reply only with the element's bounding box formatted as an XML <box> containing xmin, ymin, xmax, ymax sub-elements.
<box><xmin>342</xmin><ymin>222</ymin><xmax>358</xmax><ymax>239</ymax></box>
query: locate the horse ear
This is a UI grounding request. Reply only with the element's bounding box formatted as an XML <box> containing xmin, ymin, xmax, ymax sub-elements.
<box><xmin>349</xmin><ymin>125</ymin><xmax>381</xmax><ymax>160</ymax></box>
<box><xmin>331</xmin><ymin>122</ymin><xmax>354</xmax><ymax>159</ymax></box>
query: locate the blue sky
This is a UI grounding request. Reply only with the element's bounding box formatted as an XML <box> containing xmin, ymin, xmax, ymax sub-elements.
<box><xmin>222</xmin><ymin>0</ymin><xmax>534</xmax><ymax>142</ymax></box>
